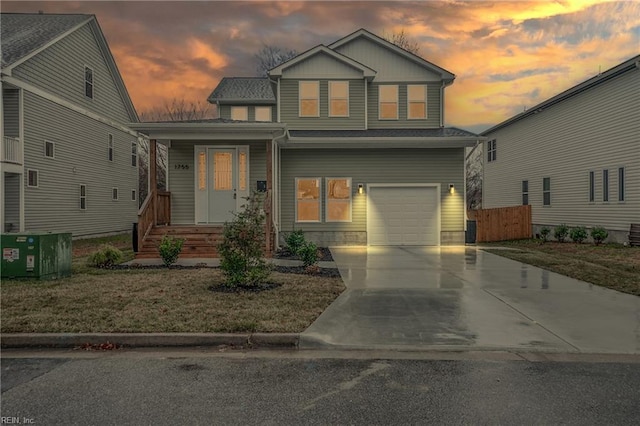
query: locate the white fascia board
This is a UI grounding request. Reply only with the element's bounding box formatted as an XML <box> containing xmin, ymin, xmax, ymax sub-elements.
<box><xmin>281</xmin><ymin>137</ymin><xmax>479</xmax><ymax>149</ymax></box>
<box><xmin>269</xmin><ymin>45</ymin><xmax>376</xmax><ymax>79</ymax></box>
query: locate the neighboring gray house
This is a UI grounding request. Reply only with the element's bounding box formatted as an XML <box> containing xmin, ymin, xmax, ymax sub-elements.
<box><xmin>1</xmin><ymin>13</ymin><xmax>140</xmax><ymax>237</ymax></box>
<box><xmin>132</xmin><ymin>29</ymin><xmax>481</xmax><ymax>257</ymax></box>
<box><xmin>482</xmin><ymin>55</ymin><xmax>640</xmax><ymax>243</ymax></box>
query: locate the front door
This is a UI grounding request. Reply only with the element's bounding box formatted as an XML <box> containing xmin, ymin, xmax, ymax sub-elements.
<box><xmin>208</xmin><ymin>149</ymin><xmax>236</xmax><ymax>223</ymax></box>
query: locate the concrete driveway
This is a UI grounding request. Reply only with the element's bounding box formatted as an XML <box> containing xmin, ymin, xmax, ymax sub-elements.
<box><xmin>300</xmin><ymin>246</ymin><xmax>640</xmax><ymax>353</ymax></box>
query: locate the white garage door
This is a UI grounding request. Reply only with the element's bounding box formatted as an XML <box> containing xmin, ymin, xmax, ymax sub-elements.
<box><xmin>367</xmin><ymin>186</ymin><xmax>439</xmax><ymax>245</ymax></box>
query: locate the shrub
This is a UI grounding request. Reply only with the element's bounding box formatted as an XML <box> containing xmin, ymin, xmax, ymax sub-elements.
<box><xmin>285</xmin><ymin>229</ymin><xmax>306</xmax><ymax>256</ymax></box>
<box><xmin>591</xmin><ymin>226</ymin><xmax>608</xmax><ymax>245</ymax></box>
<box><xmin>554</xmin><ymin>224</ymin><xmax>569</xmax><ymax>242</ymax></box>
<box><xmin>219</xmin><ymin>192</ymin><xmax>271</xmax><ymax>288</ymax></box>
<box><xmin>539</xmin><ymin>227</ymin><xmax>550</xmax><ymax>243</ymax></box>
<box><xmin>569</xmin><ymin>226</ymin><xmax>588</xmax><ymax>244</ymax></box>
<box><xmin>298</xmin><ymin>241</ymin><xmax>319</xmax><ymax>267</ymax></box>
<box><xmin>158</xmin><ymin>235</ymin><xmax>184</xmax><ymax>267</ymax></box>
<box><xmin>88</xmin><ymin>244</ymin><xmax>123</xmax><ymax>268</ymax></box>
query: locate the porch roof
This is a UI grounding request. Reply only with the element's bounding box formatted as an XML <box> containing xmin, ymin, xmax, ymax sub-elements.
<box><xmin>129</xmin><ymin>120</ymin><xmax>286</xmax><ymax>141</ymax></box>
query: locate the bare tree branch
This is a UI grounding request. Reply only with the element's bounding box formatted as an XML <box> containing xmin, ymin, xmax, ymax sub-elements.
<box><xmin>466</xmin><ymin>146</ymin><xmax>483</xmax><ymax>210</ymax></box>
<box><xmin>139</xmin><ymin>98</ymin><xmax>216</xmax><ymax>122</ymax></box>
<box><xmin>255</xmin><ymin>44</ymin><xmax>298</xmax><ymax>77</ymax></box>
<box><xmin>382</xmin><ymin>28</ymin><xmax>421</xmax><ymax>55</ymax></box>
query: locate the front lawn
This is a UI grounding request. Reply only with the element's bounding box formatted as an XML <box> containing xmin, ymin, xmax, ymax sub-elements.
<box><xmin>1</xmin><ymin>233</ymin><xmax>345</xmax><ymax>333</ymax></box>
<box><xmin>483</xmin><ymin>240</ymin><xmax>640</xmax><ymax>296</ymax></box>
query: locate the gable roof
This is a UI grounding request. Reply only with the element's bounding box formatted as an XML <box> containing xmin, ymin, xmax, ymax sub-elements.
<box><xmin>328</xmin><ymin>28</ymin><xmax>455</xmax><ymax>82</ymax></box>
<box><xmin>207</xmin><ymin>77</ymin><xmax>276</xmax><ymax>104</ymax></box>
<box><xmin>268</xmin><ymin>45</ymin><xmax>376</xmax><ymax>79</ymax></box>
<box><xmin>481</xmin><ymin>55</ymin><xmax>640</xmax><ymax>135</ymax></box>
<box><xmin>1</xmin><ymin>12</ymin><xmax>139</xmax><ymax>122</ymax></box>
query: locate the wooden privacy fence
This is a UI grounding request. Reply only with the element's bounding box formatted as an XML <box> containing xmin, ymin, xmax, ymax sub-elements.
<box><xmin>475</xmin><ymin>205</ymin><xmax>532</xmax><ymax>242</ymax></box>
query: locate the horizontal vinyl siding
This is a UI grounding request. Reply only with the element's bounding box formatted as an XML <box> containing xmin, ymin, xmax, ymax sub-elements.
<box><xmin>12</xmin><ymin>23</ymin><xmax>131</xmax><ymax>123</ymax></box>
<box><xmin>22</xmin><ymin>91</ymin><xmax>137</xmax><ymax>236</ymax></box>
<box><xmin>367</xmin><ymin>82</ymin><xmax>441</xmax><ymax>128</ymax></box>
<box><xmin>168</xmin><ymin>141</ymin><xmax>267</xmax><ymax>224</ymax></box>
<box><xmin>282</xmin><ymin>53</ymin><xmax>364</xmax><ymax>79</ymax></box>
<box><xmin>483</xmin><ymin>68</ymin><xmax>640</xmax><ymax>231</ymax></box>
<box><xmin>219</xmin><ymin>105</ymin><xmax>276</xmax><ymax>122</ymax></box>
<box><xmin>280</xmin><ymin>148</ymin><xmax>464</xmax><ymax>233</ymax></box>
<box><xmin>280</xmin><ymin>79</ymin><xmax>365</xmax><ymax>129</ymax></box>
<box><xmin>2</xmin><ymin>88</ymin><xmax>20</xmax><ymax>137</ymax></box>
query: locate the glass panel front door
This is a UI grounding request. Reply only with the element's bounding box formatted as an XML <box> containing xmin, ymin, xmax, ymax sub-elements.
<box><xmin>209</xmin><ymin>149</ymin><xmax>236</xmax><ymax>222</ymax></box>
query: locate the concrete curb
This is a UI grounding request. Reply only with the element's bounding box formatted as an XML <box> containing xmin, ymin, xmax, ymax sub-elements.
<box><xmin>1</xmin><ymin>333</ymin><xmax>300</xmax><ymax>349</ymax></box>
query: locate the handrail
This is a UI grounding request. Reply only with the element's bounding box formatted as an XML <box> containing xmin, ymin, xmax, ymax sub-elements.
<box><xmin>136</xmin><ymin>189</ymin><xmax>171</xmax><ymax>252</ymax></box>
<box><xmin>2</xmin><ymin>136</ymin><xmax>22</xmax><ymax>164</ymax></box>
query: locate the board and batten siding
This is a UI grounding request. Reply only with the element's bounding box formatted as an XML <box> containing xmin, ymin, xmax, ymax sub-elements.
<box><xmin>280</xmin><ymin>148</ymin><xmax>465</xmax><ymax>237</ymax></box>
<box><xmin>168</xmin><ymin>141</ymin><xmax>267</xmax><ymax>224</ymax></box>
<box><xmin>22</xmin><ymin>91</ymin><xmax>137</xmax><ymax>236</ymax></box>
<box><xmin>2</xmin><ymin>88</ymin><xmax>20</xmax><ymax>137</ymax></box>
<box><xmin>279</xmin><ymin>79</ymin><xmax>365</xmax><ymax>130</ymax></box>
<box><xmin>219</xmin><ymin>105</ymin><xmax>276</xmax><ymax>122</ymax></box>
<box><xmin>12</xmin><ymin>23</ymin><xmax>132</xmax><ymax>123</ymax></box>
<box><xmin>333</xmin><ymin>37</ymin><xmax>442</xmax><ymax>83</ymax></box>
<box><xmin>367</xmin><ymin>82</ymin><xmax>441</xmax><ymax>129</ymax></box>
<box><xmin>483</xmin><ymin>68</ymin><xmax>640</xmax><ymax>233</ymax></box>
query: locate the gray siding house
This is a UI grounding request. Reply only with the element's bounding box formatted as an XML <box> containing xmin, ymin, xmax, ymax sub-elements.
<box><xmin>1</xmin><ymin>13</ymin><xmax>140</xmax><ymax>237</ymax></box>
<box><xmin>132</xmin><ymin>29</ymin><xmax>481</xmax><ymax>256</ymax></box>
<box><xmin>482</xmin><ymin>56</ymin><xmax>640</xmax><ymax>243</ymax></box>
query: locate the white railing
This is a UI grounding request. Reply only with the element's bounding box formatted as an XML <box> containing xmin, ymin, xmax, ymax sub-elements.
<box><xmin>2</xmin><ymin>136</ymin><xmax>22</xmax><ymax>165</ymax></box>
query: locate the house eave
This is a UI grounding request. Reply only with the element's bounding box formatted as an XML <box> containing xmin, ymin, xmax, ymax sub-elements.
<box><xmin>129</xmin><ymin>122</ymin><xmax>286</xmax><ymax>141</ymax></box>
<box><xmin>281</xmin><ymin>137</ymin><xmax>480</xmax><ymax>149</ymax></box>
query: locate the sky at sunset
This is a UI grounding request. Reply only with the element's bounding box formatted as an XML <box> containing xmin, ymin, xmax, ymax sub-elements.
<box><xmin>3</xmin><ymin>1</ymin><xmax>639</xmax><ymax>133</ymax></box>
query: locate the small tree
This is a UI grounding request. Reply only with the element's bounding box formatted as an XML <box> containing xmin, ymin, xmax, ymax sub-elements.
<box><xmin>218</xmin><ymin>192</ymin><xmax>271</xmax><ymax>288</ymax></box>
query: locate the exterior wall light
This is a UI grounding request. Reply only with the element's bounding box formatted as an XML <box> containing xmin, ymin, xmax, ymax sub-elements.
<box><xmin>449</xmin><ymin>183</ymin><xmax>455</xmax><ymax>194</ymax></box>
<box><xmin>358</xmin><ymin>184</ymin><xmax>364</xmax><ymax>194</ymax></box>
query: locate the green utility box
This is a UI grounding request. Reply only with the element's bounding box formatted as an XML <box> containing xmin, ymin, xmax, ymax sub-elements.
<box><xmin>1</xmin><ymin>232</ymin><xmax>72</xmax><ymax>280</ymax></box>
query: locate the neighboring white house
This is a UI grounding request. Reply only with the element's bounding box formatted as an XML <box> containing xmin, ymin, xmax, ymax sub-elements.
<box><xmin>1</xmin><ymin>13</ymin><xmax>140</xmax><ymax>237</ymax></box>
<box><xmin>481</xmin><ymin>55</ymin><xmax>640</xmax><ymax>243</ymax></box>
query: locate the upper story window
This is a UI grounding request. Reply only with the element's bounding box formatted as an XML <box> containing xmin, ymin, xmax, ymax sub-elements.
<box><xmin>407</xmin><ymin>85</ymin><xmax>427</xmax><ymax>119</ymax></box>
<box><xmin>329</xmin><ymin>81</ymin><xmax>349</xmax><ymax>117</ymax></box>
<box><xmin>108</xmin><ymin>134</ymin><xmax>114</xmax><ymax>162</ymax></box>
<box><xmin>44</xmin><ymin>140</ymin><xmax>55</xmax><ymax>158</ymax></box>
<box><xmin>543</xmin><ymin>177</ymin><xmax>551</xmax><ymax>206</ymax></box>
<box><xmin>602</xmin><ymin>169</ymin><xmax>609</xmax><ymax>202</ymax></box>
<box><xmin>84</xmin><ymin>66</ymin><xmax>94</xmax><ymax>99</ymax></box>
<box><xmin>618</xmin><ymin>167</ymin><xmax>625</xmax><ymax>202</ymax></box>
<box><xmin>131</xmin><ymin>142</ymin><xmax>137</xmax><ymax>167</ymax></box>
<box><xmin>487</xmin><ymin>139</ymin><xmax>497</xmax><ymax>162</ymax></box>
<box><xmin>299</xmin><ymin>81</ymin><xmax>319</xmax><ymax>117</ymax></box>
<box><xmin>231</xmin><ymin>106</ymin><xmax>248</xmax><ymax>121</ymax></box>
<box><xmin>379</xmin><ymin>85</ymin><xmax>398</xmax><ymax>120</ymax></box>
<box><xmin>255</xmin><ymin>107</ymin><xmax>272</xmax><ymax>122</ymax></box>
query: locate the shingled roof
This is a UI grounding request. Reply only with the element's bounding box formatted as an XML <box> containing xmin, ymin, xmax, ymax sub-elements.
<box><xmin>1</xmin><ymin>13</ymin><xmax>92</xmax><ymax>68</ymax></box>
<box><xmin>289</xmin><ymin>127</ymin><xmax>480</xmax><ymax>138</ymax></box>
<box><xmin>207</xmin><ymin>77</ymin><xmax>276</xmax><ymax>104</ymax></box>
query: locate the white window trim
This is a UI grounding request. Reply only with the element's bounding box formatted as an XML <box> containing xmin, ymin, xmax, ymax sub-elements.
<box><xmin>618</xmin><ymin>167</ymin><xmax>625</xmax><ymax>202</ymax></box>
<box><xmin>27</xmin><ymin>169</ymin><xmax>39</xmax><ymax>188</ymax></box>
<box><xmin>487</xmin><ymin>139</ymin><xmax>497</xmax><ymax>162</ymax></box>
<box><xmin>407</xmin><ymin>84</ymin><xmax>427</xmax><ymax>120</ymax></box>
<box><xmin>602</xmin><ymin>169</ymin><xmax>609</xmax><ymax>203</ymax></box>
<box><xmin>299</xmin><ymin>81</ymin><xmax>320</xmax><ymax>118</ymax></box>
<box><xmin>378</xmin><ymin>84</ymin><xmax>398</xmax><ymax>120</ymax></box>
<box><xmin>230</xmin><ymin>106</ymin><xmax>248</xmax><ymax>121</ymax></box>
<box><xmin>80</xmin><ymin>184</ymin><xmax>87</xmax><ymax>210</ymax></box>
<box><xmin>108</xmin><ymin>134</ymin><xmax>114</xmax><ymax>162</ymax></box>
<box><xmin>131</xmin><ymin>189</ymin><xmax>137</xmax><ymax>202</ymax></box>
<box><xmin>43</xmin><ymin>140</ymin><xmax>55</xmax><ymax>158</ymax></box>
<box><xmin>588</xmin><ymin>171</ymin><xmax>595</xmax><ymax>203</ymax></box>
<box><xmin>325</xmin><ymin>177</ymin><xmax>352</xmax><ymax>222</ymax></box>
<box><xmin>112</xmin><ymin>187</ymin><xmax>119</xmax><ymax>201</ymax></box>
<box><xmin>295</xmin><ymin>177</ymin><xmax>321</xmax><ymax>223</ymax></box>
<box><xmin>543</xmin><ymin>177</ymin><xmax>551</xmax><ymax>206</ymax></box>
<box><xmin>84</xmin><ymin>65</ymin><xmax>94</xmax><ymax>100</ymax></box>
<box><xmin>521</xmin><ymin>180</ymin><xmax>529</xmax><ymax>206</ymax></box>
<box><xmin>131</xmin><ymin>141</ymin><xmax>137</xmax><ymax>167</ymax></box>
<box><xmin>254</xmin><ymin>106</ymin><xmax>272</xmax><ymax>122</ymax></box>
<box><xmin>329</xmin><ymin>81</ymin><xmax>349</xmax><ymax>118</ymax></box>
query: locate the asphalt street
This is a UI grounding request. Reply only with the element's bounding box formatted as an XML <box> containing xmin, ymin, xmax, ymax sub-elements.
<box><xmin>2</xmin><ymin>350</ymin><xmax>639</xmax><ymax>425</ymax></box>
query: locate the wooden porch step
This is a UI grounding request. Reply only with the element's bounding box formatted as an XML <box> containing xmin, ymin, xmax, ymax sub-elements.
<box><xmin>630</xmin><ymin>224</ymin><xmax>640</xmax><ymax>247</ymax></box>
<box><xmin>150</xmin><ymin>226</ymin><xmax>224</xmax><ymax>235</ymax></box>
<box><xmin>136</xmin><ymin>225</ymin><xmax>224</xmax><ymax>259</ymax></box>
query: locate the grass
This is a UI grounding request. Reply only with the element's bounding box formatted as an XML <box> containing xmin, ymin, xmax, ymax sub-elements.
<box><xmin>1</xmin><ymin>234</ymin><xmax>345</xmax><ymax>333</ymax></box>
<box><xmin>483</xmin><ymin>240</ymin><xmax>640</xmax><ymax>296</ymax></box>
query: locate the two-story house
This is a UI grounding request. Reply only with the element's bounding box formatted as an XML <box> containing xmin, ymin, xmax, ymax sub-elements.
<box><xmin>132</xmin><ymin>29</ymin><xmax>481</xmax><ymax>257</ymax></box>
<box><xmin>1</xmin><ymin>13</ymin><xmax>140</xmax><ymax>237</ymax></box>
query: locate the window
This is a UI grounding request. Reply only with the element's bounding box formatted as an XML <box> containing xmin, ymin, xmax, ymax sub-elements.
<box><xmin>84</xmin><ymin>66</ymin><xmax>93</xmax><ymax>99</ymax></box>
<box><xmin>27</xmin><ymin>169</ymin><xmax>39</xmax><ymax>188</ymax></box>
<box><xmin>238</xmin><ymin>151</ymin><xmax>247</xmax><ymax>191</ymax></box>
<box><xmin>80</xmin><ymin>185</ymin><xmax>87</xmax><ymax>210</ymax></box>
<box><xmin>487</xmin><ymin>139</ymin><xmax>497</xmax><ymax>162</ymax></box>
<box><xmin>44</xmin><ymin>140</ymin><xmax>55</xmax><ymax>158</ymax></box>
<box><xmin>522</xmin><ymin>180</ymin><xmax>529</xmax><ymax>205</ymax></box>
<box><xmin>296</xmin><ymin>178</ymin><xmax>320</xmax><ymax>222</ymax></box>
<box><xmin>543</xmin><ymin>177</ymin><xmax>551</xmax><ymax>206</ymax></box>
<box><xmin>407</xmin><ymin>85</ymin><xmax>427</xmax><ymax>119</ymax></box>
<box><xmin>108</xmin><ymin>134</ymin><xmax>114</xmax><ymax>161</ymax></box>
<box><xmin>329</xmin><ymin>81</ymin><xmax>349</xmax><ymax>117</ymax></box>
<box><xmin>299</xmin><ymin>81</ymin><xmax>319</xmax><ymax>117</ymax></box>
<box><xmin>131</xmin><ymin>189</ymin><xmax>136</xmax><ymax>202</ymax></box>
<box><xmin>231</xmin><ymin>106</ymin><xmax>248</xmax><ymax>121</ymax></box>
<box><xmin>326</xmin><ymin>178</ymin><xmax>352</xmax><ymax>222</ymax></box>
<box><xmin>255</xmin><ymin>107</ymin><xmax>271</xmax><ymax>122</ymax></box>
<box><xmin>603</xmin><ymin>170</ymin><xmax>609</xmax><ymax>202</ymax></box>
<box><xmin>112</xmin><ymin>187</ymin><xmax>119</xmax><ymax>201</ymax></box>
<box><xmin>618</xmin><ymin>167</ymin><xmax>625</xmax><ymax>202</ymax></box>
<box><xmin>198</xmin><ymin>152</ymin><xmax>206</xmax><ymax>190</ymax></box>
<box><xmin>379</xmin><ymin>85</ymin><xmax>398</xmax><ymax>119</ymax></box>
<box><xmin>131</xmin><ymin>142</ymin><xmax>137</xmax><ymax>167</ymax></box>
<box><xmin>589</xmin><ymin>171</ymin><xmax>595</xmax><ymax>202</ymax></box>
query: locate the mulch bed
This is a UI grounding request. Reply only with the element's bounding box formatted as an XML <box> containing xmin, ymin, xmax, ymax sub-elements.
<box><xmin>275</xmin><ymin>247</ymin><xmax>334</xmax><ymax>262</ymax></box>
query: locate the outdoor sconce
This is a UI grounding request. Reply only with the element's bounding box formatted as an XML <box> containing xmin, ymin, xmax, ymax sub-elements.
<box><xmin>358</xmin><ymin>184</ymin><xmax>364</xmax><ymax>194</ymax></box>
<box><xmin>449</xmin><ymin>183</ymin><xmax>455</xmax><ymax>194</ymax></box>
